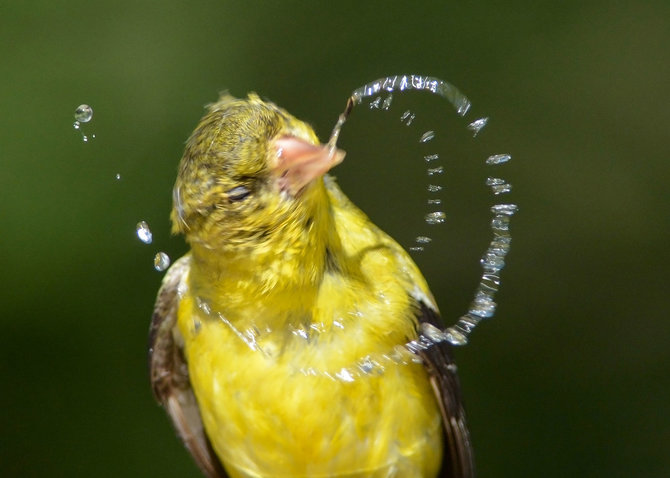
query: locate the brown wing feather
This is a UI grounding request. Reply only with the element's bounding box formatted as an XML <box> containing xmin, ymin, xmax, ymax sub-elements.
<box><xmin>416</xmin><ymin>301</ymin><xmax>476</xmax><ymax>478</ymax></box>
<box><xmin>148</xmin><ymin>255</ymin><xmax>228</xmax><ymax>478</ymax></box>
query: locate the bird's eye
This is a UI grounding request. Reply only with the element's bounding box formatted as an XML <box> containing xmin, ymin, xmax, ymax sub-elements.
<box><xmin>227</xmin><ymin>185</ymin><xmax>251</xmax><ymax>202</ymax></box>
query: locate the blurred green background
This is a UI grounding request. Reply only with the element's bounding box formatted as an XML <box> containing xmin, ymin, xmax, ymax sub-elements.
<box><xmin>2</xmin><ymin>1</ymin><xmax>669</xmax><ymax>476</ymax></box>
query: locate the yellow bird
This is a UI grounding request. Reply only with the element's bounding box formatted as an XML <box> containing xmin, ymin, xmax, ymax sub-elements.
<box><xmin>149</xmin><ymin>93</ymin><xmax>474</xmax><ymax>478</ymax></box>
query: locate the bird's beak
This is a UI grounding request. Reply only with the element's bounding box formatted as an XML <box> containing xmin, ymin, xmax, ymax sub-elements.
<box><xmin>271</xmin><ymin>136</ymin><xmax>346</xmax><ymax>196</ymax></box>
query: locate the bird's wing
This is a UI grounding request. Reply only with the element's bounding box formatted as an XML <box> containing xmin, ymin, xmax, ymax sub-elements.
<box><xmin>148</xmin><ymin>255</ymin><xmax>228</xmax><ymax>478</ymax></box>
<box><xmin>415</xmin><ymin>300</ymin><xmax>476</xmax><ymax>478</ymax></box>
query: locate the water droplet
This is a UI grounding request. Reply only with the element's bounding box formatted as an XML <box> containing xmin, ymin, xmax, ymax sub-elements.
<box><xmin>82</xmin><ymin>135</ymin><xmax>89</xmax><ymax>142</ymax></box>
<box><xmin>196</xmin><ymin>297</ymin><xmax>212</xmax><ymax>315</ymax></box>
<box><xmin>486</xmin><ymin>177</ymin><xmax>512</xmax><ymax>194</ymax></box>
<box><xmin>481</xmin><ymin>273</ymin><xmax>501</xmax><ymax>290</ymax></box>
<box><xmin>481</xmin><ymin>252</ymin><xmax>505</xmax><ymax>271</ymax></box>
<box><xmin>74</xmin><ymin>104</ymin><xmax>93</xmax><ymax>123</ymax></box>
<box><xmin>387</xmin><ymin>345</ymin><xmax>414</xmax><ymax>364</ymax></box>
<box><xmin>424</xmin><ymin>154</ymin><xmax>439</xmax><ymax>162</ymax></box>
<box><xmin>469</xmin><ymin>292</ymin><xmax>497</xmax><ymax>318</ymax></box>
<box><xmin>427</xmin><ymin>184</ymin><xmax>442</xmax><ymax>193</ymax></box>
<box><xmin>477</xmin><ymin>276</ymin><xmax>498</xmax><ymax>295</ymax></box>
<box><xmin>357</xmin><ymin>356</ymin><xmax>382</xmax><ymax>375</ymax></box>
<box><xmin>486</xmin><ymin>153</ymin><xmax>511</xmax><ymax>165</ymax></box>
<box><xmin>409</xmin><ymin>246</ymin><xmax>424</xmax><ymax>252</ymax></box>
<box><xmin>292</xmin><ymin>327</ymin><xmax>309</xmax><ymax>340</ymax></box>
<box><xmin>381</xmin><ymin>93</ymin><xmax>393</xmax><ymax>110</ymax></box>
<box><xmin>115</xmin><ymin>173</ymin><xmax>121</xmax><ymax>180</ymax></box>
<box><xmin>415</xmin><ymin>236</ymin><xmax>432</xmax><ymax>244</ymax></box>
<box><xmin>427</xmin><ymin>166</ymin><xmax>444</xmax><ymax>176</ymax></box>
<box><xmin>444</xmin><ymin>326</ymin><xmax>468</xmax><ymax>346</ymax></box>
<box><xmin>400</xmin><ymin>110</ymin><xmax>415</xmax><ymax>126</ymax></box>
<box><xmin>421</xmin><ymin>322</ymin><xmax>447</xmax><ymax>343</ymax></box>
<box><xmin>427</xmin><ymin>199</ymin><xmax>442</xmax><ymax>205</ymax></box>
<box><xmin>335</xmin><ymin>368</ymin><xmax>355</xmax><ymax>382</ymax></box>
<box><xmin>136</xmin><ymin>221</ymin><xmax>153</xmax><ymax>244</ymax></box>
<box><xmin>411</xmin><ymin>76</ymin><xmax>425</xmax><ymax>89</ymax></box>
<box><xmin>467</xmin><ymin>117</ymin><xmax>489</xmax><ymax>136</ymax></box>
<box><xmin>369</xmin><ymin>96</ymin><xmax>382</xmax><ymax>109</ymax></box>
<box><xmin>491</xmin><ymin>215</ymin><xmax>511</xmax><ymax>232</ymax></box>
<box><xmin>420</xmin><ymin>131</ymin><xmax>435</xmax><ymax>143</ymax></box>
<box><xmin>491</xmin><ymin>204</ymin><xmax>519</xmax><ymax>216</ymax></box>
<box><xmin>489</xmin><ymin>236</ymin><xmax>511</xmax><ymax>255</ymax></box>
<box><xmin>425</xmin><ymin>211</ymin><xmax>446</xmax><ymax>224</ymax></box>
<box><xmin>405</xmin><ymin>339</ymin><xmax>424</xmax><ymax>354</ymax></box>
<box><xmin>447</xmin><ymin>314</ymin><xmax>483</xmax><ymax>345</ymax></box>
<box><xmin>73</xmin><ymin>121</ymin><xmax>80</xmax><ymax>130</ymax></box>
<box><xmin>154</xmin><ymin>252</ymin><xmax>170</xmax><ymax>271</ymax></box>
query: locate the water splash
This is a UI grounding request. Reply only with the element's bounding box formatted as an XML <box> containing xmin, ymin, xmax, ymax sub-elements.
<box><xmin>486</xmin><ymin>153</ymin><xmax>511</xmax><ymax>165</ymax></box>
<box><xmin>425</xmin><ymin>211</ymin><xmax>446</xmax><ymax>224</ymax></box>
<box><xmin>369</xmin><ymin>96</ymin><xmax>382</xmax><ymax>109</ymax></box>
<box><xmin>424</xmin><ymin>154</ymin><xmax>439</xmax><ymax>162</ymax></box>
<box><xmin>381</xmin><ymin>94</ymin><xmax>393</xmax><ymax>110</ymax></box>
<box><xmin>427</xmin><ymin>166</ymin><xmax>444</xmax><ymax>176</ymax></box>
<box><xmin>419</xmin><ymin>131</ymin><xmax>435</xmax><ymax>143</ymax></box>
<box><xmin>136</xmin><ymin>221</ymin><xmax>153</xmax><ymax>244</ymax></box>
<box><xmin>327</xmin><ymin>74</ymin><xmax>517</xmax><ymax>349</ymax></box>
<box><xmin>491</xmin><ymin>203</ymin><xmax>519</xmax><ymax>216</ymax></box>
<box><xmin>467</xmin><ymin>117</ymin><xmax>488</xmax><ymax>136</ymax></box>
<box><xmin>154</xmin><ymin>252</ymin><xmax>170</xmax><ymax>271</ymax></box>
<box><xmin>400</xmin><ymin>110</ymin><xmax>416</xmax><ymax>126</ymax></box>
<box><xmin>409</xmin><ymin>235</ymin><xmax>433</xmax><ymax>252</ymax></box>
<box><xmin>486</xmin><ymin>177</ymin><xmax>512</xmax><ymax>195</ymax></box>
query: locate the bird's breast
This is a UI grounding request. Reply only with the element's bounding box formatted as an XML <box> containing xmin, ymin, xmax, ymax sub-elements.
<box><xmin>177</xmin><ymin>294</ymin><xmax>443</xmax><ymax>478</ymax></box>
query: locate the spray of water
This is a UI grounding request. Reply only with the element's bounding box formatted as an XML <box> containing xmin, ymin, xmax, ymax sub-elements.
<box><xmin>327</xmin><ymin>74</ymin><xmax>517</xmax><ymax>349</ymax></box>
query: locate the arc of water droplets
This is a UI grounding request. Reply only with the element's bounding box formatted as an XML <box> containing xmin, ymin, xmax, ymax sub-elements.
<box><xmin>327</xmin><ymin>74</ymin><xmax>518</xmax><ymax>352</ymax></box>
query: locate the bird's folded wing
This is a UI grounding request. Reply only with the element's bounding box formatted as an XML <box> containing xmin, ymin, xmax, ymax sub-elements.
<box><xmin>148</xmin><ymin>255</ymin><xmax>228</xmax><ymax>478</ymax></box>
<box><xmin>416</xmin><ymin>301</ymin><xmax>476</xmax><ymax>478</ymax></box>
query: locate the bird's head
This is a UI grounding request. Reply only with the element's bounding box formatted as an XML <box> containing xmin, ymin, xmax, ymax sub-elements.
<box><xmin>171</xmin><ymin>93</ymin><xmax>345</xmax><ymax>252</ymax></box>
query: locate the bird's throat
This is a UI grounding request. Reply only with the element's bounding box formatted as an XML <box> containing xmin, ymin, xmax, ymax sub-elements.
<box><xmin>187</xmin><ymin>198</ymin><xmax>340</xmax><ymax>334</ymax></box>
